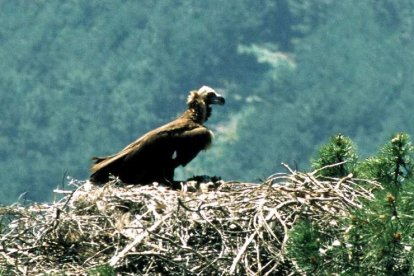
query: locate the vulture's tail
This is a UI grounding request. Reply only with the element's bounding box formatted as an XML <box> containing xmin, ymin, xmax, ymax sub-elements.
<box><xmin>92</xmin><ymin>156</ymin><xmax>106</xmax><ymax>164</ymax></box>
<box><xmin>90</xmin><ymin>156</ymin><xmax>111</xmax><ymax>184</ymax></box>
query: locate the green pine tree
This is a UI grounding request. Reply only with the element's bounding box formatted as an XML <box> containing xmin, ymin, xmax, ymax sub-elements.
<box><xmin>287</xmin><ymin>134</ymin><xmax>360</xmax><ymax>274</ymax></box>
<box><xmin>288</xmin><ymin>133</ymin><xmax>414</xmax><ymax>275</ymax></box>
<box><xmin>311</xmin><ymin>134</ymin><xmax>358</xmax><ymax>177</ymax></box>
<box><xmin>352</xmin><ymin>133</ymin><xmax>414</xmax><ymax>275</ymax></box>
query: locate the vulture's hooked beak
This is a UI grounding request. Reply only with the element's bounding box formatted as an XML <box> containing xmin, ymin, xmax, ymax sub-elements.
<box><xmin>210</xmin><ymin>94</ymin><xmax>225</xmax><ymax>105</ymax></box>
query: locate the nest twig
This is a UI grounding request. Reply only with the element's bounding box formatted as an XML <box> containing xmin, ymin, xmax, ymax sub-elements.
<box><xmin>0</xmin><ymin>164</ymin><xmax>381</xmax><ymax>275</ymax></box>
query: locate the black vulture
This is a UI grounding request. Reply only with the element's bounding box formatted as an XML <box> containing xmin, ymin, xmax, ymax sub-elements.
<box><xmin>90</xmin><ymin>86</ymin><xmax>225</xmax><ymax>185</ymax></box>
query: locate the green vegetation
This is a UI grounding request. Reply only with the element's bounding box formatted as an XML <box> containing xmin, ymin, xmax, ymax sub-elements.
<box><xmin>87</xmin><ymin>264</ymin><xmax>116</xmax><ymax>276</ymax></box>
<box><xmin>311</xmin><ymin>134</ymin><xmax>358</xmax><ymax>177</ymax></box>
<box><xmin>2</xmin><ymin>133</ymin><xmax>413</xmax><ymax>275</ymax></box>
<box><xmin>1</xmin><ymin>1</ymin><xmax>414</xmax><ymax>204</ymax></box>
<box><xmin>287</xmin><ymin>133</ymin><xmax>414</xmax><ymax>275</ymax></box>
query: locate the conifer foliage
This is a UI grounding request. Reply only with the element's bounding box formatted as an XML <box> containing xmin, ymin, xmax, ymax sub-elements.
<box><xmin>1</xmin><ymin>133</ymin><xmax>413</xmax><ymax>275</ymax></box>
<box><xmin>287</xmin><ymin>133</ymin><xmax>414</xmax><ymax>275</ymax></box>
<box><xmin>311</xmin><ymin>134</ymin><xmax>358</xmax><ymax>177</ymax></box>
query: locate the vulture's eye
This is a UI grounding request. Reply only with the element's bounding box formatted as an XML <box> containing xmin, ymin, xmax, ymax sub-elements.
<box><xmin>207</xmin><ymin>92</ymin><xmax>216</xmax><ymax>98</ymax></box>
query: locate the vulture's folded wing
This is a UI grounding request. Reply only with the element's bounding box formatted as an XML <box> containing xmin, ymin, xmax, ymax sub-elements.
<box><xmin>170</xmin><ymin>126</ymin><xmax>213</xmax><ymax>167</ymax></box>
<box><xmin>90</xmin><ymin>119</ymin><xmax>210</xmax><ymax>174</ymax></box>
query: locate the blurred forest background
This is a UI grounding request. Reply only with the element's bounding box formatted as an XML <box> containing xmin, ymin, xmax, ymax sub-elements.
<box><xmin>1</xmin><ymin>0</ymin><xmax>414</xmax><ymax>204</ymax></box>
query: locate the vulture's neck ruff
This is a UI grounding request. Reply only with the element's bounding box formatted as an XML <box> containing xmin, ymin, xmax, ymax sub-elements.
<box><xmin>185</xmin><ymin>86</ymin><xmax>225</xmax><ymax>124</ymax></box>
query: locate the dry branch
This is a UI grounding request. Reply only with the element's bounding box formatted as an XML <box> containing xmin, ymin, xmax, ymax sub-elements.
<box><xmin>0</xmin><ymin>166</ymin><xmax>381</xmax><ymax>275</ymax></box>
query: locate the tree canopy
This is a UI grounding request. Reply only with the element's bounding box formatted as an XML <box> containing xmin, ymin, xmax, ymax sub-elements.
<box><xmin>1</xmin><ymin>0</ymin><xmax>414</xmax><ymax>203</ymax></box>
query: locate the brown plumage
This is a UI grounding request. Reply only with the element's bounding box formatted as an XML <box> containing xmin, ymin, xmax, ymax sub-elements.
<box><xmin>90</xmin><ymin>86</ymin><xmax>225</xmax><ymax>185</ymax></box>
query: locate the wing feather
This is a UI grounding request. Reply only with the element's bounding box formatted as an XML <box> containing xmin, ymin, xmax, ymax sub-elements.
<box><xmin>90</xmin><ymin>118</ymin><xmax>202</xmax><ymax>174</ymax></box>
<box><xmin>171</xmin><ymin>126</ymin><xmax>213</xmax><ymax>167</ymax></box>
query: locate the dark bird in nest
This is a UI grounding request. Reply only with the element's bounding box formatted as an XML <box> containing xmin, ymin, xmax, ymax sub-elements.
<box><xmin>90</xmin><ymin>86</ymin><xmax>225</xmax><ymax>185</ymax></box>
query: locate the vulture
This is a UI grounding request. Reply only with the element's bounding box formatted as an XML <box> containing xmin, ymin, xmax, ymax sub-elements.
<box><xmin>90</xmin><ymin>86</ymin><xmax>225</xmax><ymax>185</ymax></box>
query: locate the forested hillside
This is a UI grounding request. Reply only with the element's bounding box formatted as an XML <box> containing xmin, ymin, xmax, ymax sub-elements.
<box><xmin>1</xmin><ymin>0</ymin><xmax>414</xmax><ymax>204</ymax></box>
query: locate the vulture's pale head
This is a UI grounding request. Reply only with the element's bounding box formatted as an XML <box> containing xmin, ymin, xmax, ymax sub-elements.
<box><xmin>198</xmin><ymin>86</ymin><xmax>225</xmax><ymax>106</ymax></box>
<box><xmin>187</xmin><ymin>86</ymin><xmax>225</xmax><ymax>106</ymax></box>
<box><xmin>187</xmin><ymin>86</ymin><xmax>225</xmax><ymax>122</ymax></box>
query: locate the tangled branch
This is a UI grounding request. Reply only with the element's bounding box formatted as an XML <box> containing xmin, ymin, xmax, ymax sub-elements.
<box><xmin>0</xmin><ymin>165</ymin><xmax>381</xmax><ymax>275</ymax></box>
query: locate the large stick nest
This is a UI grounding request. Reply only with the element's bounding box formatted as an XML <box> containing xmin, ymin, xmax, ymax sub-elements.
<box><xmin>0</xmin><ymin>165</ymin><xmax>381</xmax><ymax>275</ymax></box>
